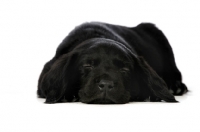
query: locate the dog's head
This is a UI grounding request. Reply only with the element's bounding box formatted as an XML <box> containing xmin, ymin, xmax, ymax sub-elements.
<box><xmin>41</xmin><ymin>38</ymin><xmax>176</xmax><ymax>104</ymax></box>
<box><xmin>77</xmin><ymin>39</ymin><xmax>134</xmax><ymax>104</ymax></box>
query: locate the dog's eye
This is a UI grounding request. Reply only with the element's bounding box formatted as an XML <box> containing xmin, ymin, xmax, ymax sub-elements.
<box><xmin>83</xmin><ymin>64</ymin><xmax>93</xmax><ymax>70</ymax></box>
<box><xmin>120</xmin><ymin>67</ymin><xmax>130</xmax><ymax>73</ymax></box>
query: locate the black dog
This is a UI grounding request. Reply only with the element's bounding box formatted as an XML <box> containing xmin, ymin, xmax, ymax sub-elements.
<box><xmin>37</xmin><ymin>22</ymin><xmax>188</xmax><ymax>104</ymax></box>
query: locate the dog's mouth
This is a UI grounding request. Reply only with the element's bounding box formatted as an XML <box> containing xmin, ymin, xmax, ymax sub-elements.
<box><xmin>79</xmin><ymin>90</ymin><xmax>117</xmax><ymax>104</ymax></box>
<box><xmin>79</xmin><ymin>89</ymin><xmax>131</xmax><ymax>104</ymax></box>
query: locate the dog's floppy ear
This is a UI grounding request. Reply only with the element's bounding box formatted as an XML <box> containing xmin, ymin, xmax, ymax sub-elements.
<box><xmin>40</xmin><ymin>52</ymin><xmax>80</xmax><ymax>103</ymax></box>
<box><xmin>134</xmin><ymin>56</ymin><xmax>177</xmax><ymax>102</ymax></box>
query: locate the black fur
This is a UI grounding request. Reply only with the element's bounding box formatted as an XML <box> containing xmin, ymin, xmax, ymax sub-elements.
<box><xmin>38</xmin><ymin>22</ymin><xmax>188</xmax><ymax>104</ymax></box>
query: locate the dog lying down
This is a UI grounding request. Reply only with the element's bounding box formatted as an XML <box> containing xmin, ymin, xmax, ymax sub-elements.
<box><xmin>37</xmin><ymin>22</ymin><xmax>188</xmax><ymax>104</ymax></box>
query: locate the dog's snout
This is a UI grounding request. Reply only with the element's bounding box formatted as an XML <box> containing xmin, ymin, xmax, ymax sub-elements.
<box><xmin>98</xmin><ymin>80</ymin><xmax>114</xmax><ymax>91</ymax></box>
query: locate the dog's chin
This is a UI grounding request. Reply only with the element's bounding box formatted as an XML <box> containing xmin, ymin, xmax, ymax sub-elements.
<box><xmin>87</xmin><ymin>98</ymin><xmax>115</xmax><ymax>104</ymax></box>
<box><xmin>79</xmin><ymin>94</ymin><xmax>117</xmax><ymax>104</ymax></box>
<box><xmin>80</xmin><ymin>98</ymin><xmax>128</xmax><ymax>104</ymax></box>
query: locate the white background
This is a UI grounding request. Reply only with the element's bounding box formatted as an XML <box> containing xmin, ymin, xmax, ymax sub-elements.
<box><xmin>0</xmin><ymin>0</ymin><xmax>200</xmax><ymax>132</ymax></box>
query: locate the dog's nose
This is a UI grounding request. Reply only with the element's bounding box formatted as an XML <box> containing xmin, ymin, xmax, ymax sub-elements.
<box><xmin>98</xmin><ymin>80</ymin><xmax>114</xmax><ymax>91</ymax></box>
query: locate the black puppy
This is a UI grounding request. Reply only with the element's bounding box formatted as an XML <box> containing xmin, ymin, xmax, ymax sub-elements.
<box><xmin>37</xmin><ymin>22</ymin><xmax>188</xmax><ymax>104</ymax></box>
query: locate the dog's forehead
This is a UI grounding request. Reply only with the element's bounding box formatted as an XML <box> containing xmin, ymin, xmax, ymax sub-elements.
<box><xmin>82</xmin><ymin>43</ymin><xmax>128</xmax><ymax>60</ymax></box>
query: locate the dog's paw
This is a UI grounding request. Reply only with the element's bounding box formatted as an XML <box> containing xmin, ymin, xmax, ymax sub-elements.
<box><xmin>45</xmin><ymin>97</ymin><xmax>57</xmax><ymax>104</ymax></box>
<box><xmin>171</xmin><ymin>81</ymin><xmax>188</xmax><ymax>95</ymax></box>
<box><xmin>45</xmin><ymin>90</ymin><xmax>59</xmax><ymax>104</ymax></box>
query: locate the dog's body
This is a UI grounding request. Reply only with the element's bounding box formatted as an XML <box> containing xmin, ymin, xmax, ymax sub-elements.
<box><xmin>38</xmin><ymin>22</ymin><xmax>187</xmax><ymax>104</ymax></box>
